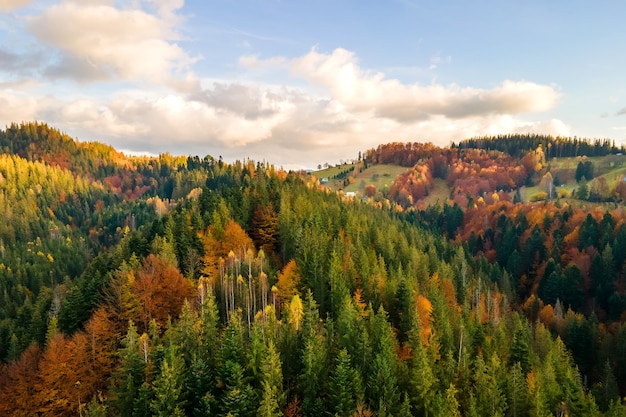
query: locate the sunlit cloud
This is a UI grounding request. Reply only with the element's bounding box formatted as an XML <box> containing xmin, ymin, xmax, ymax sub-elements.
<box><xmin>26</xmin><ymin>0</ymin><xmax>197</xmax><ymax>85</ymax></box>
<box><xmin>0</xmin><ymin>1</ymin><xmax>567</xmax><ymax>168</ymax></box>
<box><xmin>0</xmin><ymin>0</ymin><xmax>32</xmax><ymax>12</ymax></box>
<box><xmin>290</xmin><ymin>48</ymin><xmax>560</xmax><ymax>122</ymax></box>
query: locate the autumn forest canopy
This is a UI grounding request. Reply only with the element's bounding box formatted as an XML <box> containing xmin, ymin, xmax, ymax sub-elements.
<box><xmin>4</xmin><ymin>122</ymin><xmax>626</xmax><ymax>416</ymax></box>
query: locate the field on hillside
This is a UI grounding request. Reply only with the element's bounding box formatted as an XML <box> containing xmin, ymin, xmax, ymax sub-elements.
<box><xmin>312</xmin><ymin>154</ymin><xmax>626</xmax><ymax>206</ymax></box>
<box><xmin>312</xmin><ymin>163</ymin><xmax>356</xmax><ymax>180</ymax></box>
<box><xmin>342</xmin><ymin>164</ymin><xmax>408</xmax><ymax>194</ymax></box>
<box><xmin>521</xmin><ymin>154</ymin><xmax>626</xmax><ymax>203</ymax></box>
<box><xmin>548</xmin><ymin>154</ymin><xmax>626</xmax><ymax>183</ymax></box>
<box><xmin>420</xmin><ymin>178</ymin><xmax>452</xmax><ymax>206</ymax></box>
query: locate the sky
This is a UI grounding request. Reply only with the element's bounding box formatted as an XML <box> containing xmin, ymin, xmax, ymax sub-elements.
<box><xmin>1</xmin><ymin>0</ymin><xmax>626</xmax><ymax>169</ymax></box>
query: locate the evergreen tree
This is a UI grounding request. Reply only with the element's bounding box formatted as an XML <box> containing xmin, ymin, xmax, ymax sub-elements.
<box><xmin>593</xmin><ymin>360</ymin><xmax>620</xmax><ymax>412</ymax></box>
<box><xmin>150</xmin><ymin>345</ymin><xmax>186</xmax><ymax>417</ymax></box>
<box><xmin>507</xmin><ymin>362</ymin><xmax>529</xmax><ymax>417</ymax></box>
<box><xmin>368</xmin><ymin>307</ymin><xmax>400</xmax><ymax>415</ymax></box>
<box><xmin>407</xmin><ymin>322</ymin><xmax>437</xmax><ymax>416</ymax></box>
<box><xmin>111</xmin><ymin>322</ymin><xmax>146</xmax><ymax>417</ymax></box>
<box><xmin>219</xmin><ymin>360</ymin><xmax>257</xmax><ymax>417</ymax></box>
<box><xmin>509</xmin><ymin>329</ymin><xmax>531</xmax><ymax>374</ymax></box>
<box><xmin>329</xmin><ymin>349</ymin><xmax>364</xmax><ymax>417</ymax></box>
<box><xmin>257</xmin><ymin>340</ymin><xmax>284</xmax><ymax>417</ymax></box>
<box><xmin>472</xmin><ymin>353</ymin><xmax>507</xmax><ymax>417</ymax></box>
<box><xmin>436</xmin><ymin>384</ymin><xmax>461</xmax><ymax>417</ymax></box>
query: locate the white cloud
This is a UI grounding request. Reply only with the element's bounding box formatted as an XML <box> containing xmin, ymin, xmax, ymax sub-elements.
<box><xmin>0</xmin><ymin>0</ymin><xmax>31</xmax><ymax>12</ymax></box>
<box><xmin>26</xmin><ymin>0</ymin><xmax>197</xmax><ymax>84</ymax></box>
<box><xmin>0</xmin><ymin>83</ymin><xmax>570</xmax><ymax>168</ymax></box>
<box><xmin>0</xmin><ymin>36</ymin><xmax>568</xmax><ymax>168</ymax></box>
<box><xmin>290</xmin><ymin>48</ymin><xmax>560</xmax><ymax>122</ymax></box>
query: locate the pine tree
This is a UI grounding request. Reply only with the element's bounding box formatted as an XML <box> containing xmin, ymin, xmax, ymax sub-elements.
<box><xmin>219</xmin><ymin>361</ymin><xmax>256</xmax><ymax>417</ymax></box>
<box><xmin>111</xmin><ymin>322</ymin><xmax>146</xmax><ymax>417</ymax></box>
<box><xmin>593</xmin><ymin>360</ymin><xmax>620</xmax><ymax>412</ymax></box>
<box><xmin>299</xmin><ymin>289</ymin><xmax>328</xmax><ymax>416</ymax></box>
<box><xmin>150</xmin><ymin>346</ymin><xmax>186</xmax><ymax>417</ymax></box>
<box><xmin>509</xmin><ymin>329</ymin><xmax>531</xmax><ymax>374</ymax></box>
<box><xmin>508</xmin><ymin>362</ymin><xmax>529</xmax><ymax>417</ymax></box>
<box><xmin>198</xmin><ymin>289</ymin><xmax>220</xmax><ymax>365</ymax></box>
<box><xmin>407</xmin><ymin>320</ymin><xmax>436</xmax><ymax>416</ymax></box>
<box><xmin>368</xmin><ymin>307</ymin><xmax>400</xmax><ymax>415</ymax></box>
<box><xmin>329</xmin><ymin>349</ymin><xmax>363</xmax><ymax>417</ymax></box>
<box><xmin>436</xmin><ymin>384</ymin><xmax>461</xmax><ymax>417</ymax></box>
<box><xmin>472</xmin><ymin>353</ymin><xmax>507</xmax><ymax>417</ymax></box>
<box><xmin>44</xmin><ymin>316</ymin><xmax>58</xmax><ymax>347</ymax></box>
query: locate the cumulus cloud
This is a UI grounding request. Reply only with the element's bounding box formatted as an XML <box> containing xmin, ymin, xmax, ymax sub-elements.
<box><xmin>190</xmin><ymin>82</ymin><xmax>288</xmax><ymax>120</ymax></box>
<box><xmin>0</xmin><ymin>82</ymin><xmax>570</xmax><ymax>168</ymax></box>
<box><xmin>0</xmin><ymin>0</ymin><xmax>31</xmax><ymax>12</ymax></box>
<box><xmin>26</xmin><ymin>0</ymin><xmax>197</xmax><ymax>84</ymax></box>
<box><xmin>0</xmin><ymin>36</ymin><xmax>567</xmax><ymax>168</ymax></box>
<box><xmin>616</xmin><ymin>107</ymin><xmax>626</xmax><ymax>116</ymax></box>
<box><xmin>290</xmin><ymin>48</ymin><xmax>560</xmax><ymax>122</ymax></box>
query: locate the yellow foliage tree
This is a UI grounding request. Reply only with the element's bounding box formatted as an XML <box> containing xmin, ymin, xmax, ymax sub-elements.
<box><xmin>276</xmin><ymin>259</ymin><xmax>301</xmax><ymax>308</ymax></box>
<box><xmin>288</xmin><ymin>294</ymin><xmax>304</xmax><ymax>331</ymax></box>
<box><xmin>415</xmin><ymin>294</ymin><xmax>433</xmax><ymax>345</ymax></box>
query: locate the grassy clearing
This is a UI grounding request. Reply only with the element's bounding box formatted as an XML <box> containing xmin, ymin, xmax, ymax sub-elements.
<box><xmin>312</xmin><ymin>154</ymin><xmax>626</xmax><ymax>206</ymax></box>
<box><xmin>421</xmin><ymin>178</ymin><xmax>452</xmax><ymax>206</ymax></box>
<box><xmin>522</xmin><ymin>154</ymin><xmax>626</xmax><ymax>203</ymax></box>
<box><xmin>342</xmin><ymin>164</ymin><xmax>408</xmax><ymax>194</ymax></box>
<box><xmin>312</xmin><ymin>163</ymin><xmax>356</xmax><ymax>180</ymax></box>
<box><xmin>547</xmin><ymin>154</ymin><xmax>626</xmax><ymax>183</ymax></box>
<box><xmin>598</xmin><ymin>165</ymin><xmax>626</xmax><ymax>183</ymax></box>
<box><xmin>521</xmin><ymin>184</ymin><xmax>576</xmax><ymax>202</ymax></box>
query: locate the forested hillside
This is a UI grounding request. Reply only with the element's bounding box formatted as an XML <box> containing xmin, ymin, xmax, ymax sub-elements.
<box><xmin>1</xmin><ymin>123</ymin><xmax>626</xmax><ymax>416</ymax></box>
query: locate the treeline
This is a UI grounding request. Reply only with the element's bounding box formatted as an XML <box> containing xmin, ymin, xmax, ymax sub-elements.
<box><xmin>457</xmin><ymin>134</ymin><xmax>624</xmax><ymax>159</ymax></box>
<box><xmin>365</xmin><ymin>142</ymin><xmax>441</xmax><ymax>167</ymax></box>
<box><xmin>0</xmin><ymin>153</ymin><xmax>623</xmax><ymax>416</ymax></box>
<box><xmin>0</xmin><ymin>122</ymin><xmax>220</xmax><ymax>201</ymax></box>
<box><xmin>0</xmin><ymin>122</ymin><xmax>127</xmax><ymax>176</ymax></box>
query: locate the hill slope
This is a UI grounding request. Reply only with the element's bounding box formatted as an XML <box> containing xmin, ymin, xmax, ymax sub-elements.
<box><xmin>0</xmin><ymin>124</ymin><xmax>625</xmax><ymax>416</ymax></box>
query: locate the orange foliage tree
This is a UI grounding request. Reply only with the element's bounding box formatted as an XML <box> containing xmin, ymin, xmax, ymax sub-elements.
<box><xmin>276</xmin><ymin>259</ymin><xmax>302</xmax><ymax>308</ymax></box>
<box><xmin>202</xmin><ymin>219</ymin><xmax>256</xmax><ymax>287</ymax></box>
<box><xmin>134</xmin><ymin>254</ymin><xmax>195</xmax><ymax>330</ymax></box>
<box><xmin>0</xmin><ymin>344</ymin><xmax>41</xmax><ymax>416</ymax></box>
<box><xmin>32</xmin><ymin>333</ymin><xmax>94</xmax><ymax>416</ymax></box>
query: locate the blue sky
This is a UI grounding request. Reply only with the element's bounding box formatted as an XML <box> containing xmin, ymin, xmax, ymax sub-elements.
<box><xmin>1</xmin><ymin>0</ymin><xmax>625</xmax><ymax>168</ymax></box>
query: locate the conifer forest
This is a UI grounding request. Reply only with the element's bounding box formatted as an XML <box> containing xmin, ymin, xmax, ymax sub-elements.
<box><xmin>3</xmin><ymin>122</ymin><xmax>626</xmax><ymax>417</ymax></box>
